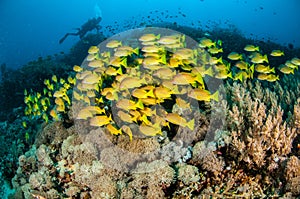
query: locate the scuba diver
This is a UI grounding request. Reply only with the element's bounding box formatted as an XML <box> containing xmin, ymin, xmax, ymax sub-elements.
<box><xmin>59</xmin><ymin>17</ymin><xmax>102</xmax><ymax>44</ymax></box>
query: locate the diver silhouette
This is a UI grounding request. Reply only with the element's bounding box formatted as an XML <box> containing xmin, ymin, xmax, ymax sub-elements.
<box><xmin>59</xmin><ymin>17</ymin><xmax>102</xmax><ymax>44</ymax></box>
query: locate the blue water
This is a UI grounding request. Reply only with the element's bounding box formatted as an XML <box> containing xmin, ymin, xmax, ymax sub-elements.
<box><xmin>1</xmin><ymin>0</ymin><xmax>299</xmax><ymax>69</ymax></box>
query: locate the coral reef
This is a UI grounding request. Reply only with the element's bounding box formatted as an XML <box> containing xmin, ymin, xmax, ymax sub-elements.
<box><xmin>2</xmin><ymin>25</ymin><xmax>300</xmax><ymax>198</ymax></box>
<box><xmin>9</xmin><ymin>74</ymin><xmax>300</xmax><ymax>198</ymax></box>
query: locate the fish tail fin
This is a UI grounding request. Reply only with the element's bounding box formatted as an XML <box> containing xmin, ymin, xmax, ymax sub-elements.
<box><xmin>59</xmin><ymin>33</ymin><xmax>69</xmax><ymax>44</ymax></box>
<box><xmin>236</xmin><ymin>73</ymin><xmax>243</xmax><ymax>82</ymax></box>
<box><xmin>160</xmin><ymin>53</ymin><xmax>167</xmax><ymax>64</ymax></box>
<box><xmin>204</xmin><ymin>67</ymin><xmax>214</xmax><ymax>77</ymax></box>
<box><xmin>136</xmin><ymin>99</ymin><xmax>144</xmax><ymax>109</ymax></box>
<box><xmin>227</xmin><ymin>72</ymin><xmax>233</xmax><ymax>79</ymax></box>
<box><xmin>133</xmin><ymin>47</ymin><xmax>139</xmax><ymax>55</ymax></box>
<box><xmin>116</xmin><ymin>67</ymin><xmax>123</xmax><ymax>75</ymax></box>
<box><xmin>121</xmin><ymin>57</ymin><xmax>128</xmax><ymax>67</ymax></box>
<box><xmin>122</xmin><ymin>125</ymin><xmax>133</xmax><ymax>141</ymax></box>
<box><xmin>211</xmin><ymin>90</ymin><xmax>219</xmax><ymax>102</ymax></box>
<box><xmin>218</xmin><ymin>56</ymin><xmax>223</xmax><ymax>64</ymax></box>
<box><xmin>187</xmin><ymin>119</ymin><xmax>195</xmax><ymax>130</ymax></box>
<box><xmin>249</xmin><ymin>64</ymin><xmax>255</xmax><ymax>78</ymax></box>
<box><xmin>147</xmin><ymin>89</ymin><xmax>155</xmax><ymax>98</ymax></box>
<box><xmin>108</xmin><ymin>114</ymin><xmax>113</xmax><ymax>121</ymax></box>
<box><xmin>181</xmin><ymin>34</ymin><xmax>186</xmax><ymax>43</ymax></box>
<box><xmin>271</xmin><ymin>67</ymin><xmax>275</xmax><ymax>73</ymax></box>
<box><xmin>292</xmin><ymin>68</ymin><xmax>295</xmax><ymax>74</ymax></box>
<box><xmin>264</xmin><ymin>55</ymin><xmax>269</xmax><ymax>63</ymax></box>
<box><xmin>156</xmin><ymin>34</ymin><xmax>161</xmax><ymax>40</ymax></box>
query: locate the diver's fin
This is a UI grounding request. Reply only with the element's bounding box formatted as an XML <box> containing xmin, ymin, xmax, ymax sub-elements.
<box><xmin>59</xmin><ymin>33</ymin><xmax>77</xmax><ymax>44</ymax></box>
<box><xmin>59</xmin><ymin>33</ymin><xmax>69</xmax><ymax>44</ymax></box>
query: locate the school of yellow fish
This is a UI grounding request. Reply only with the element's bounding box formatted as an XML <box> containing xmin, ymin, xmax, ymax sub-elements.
<box><xmin>24</xmin><ymin>74</ymin><xmax>76</xmax><ymax>125</ymax></box>
<box><xmin>24</xmin><ymin>32</ymin><xmax>300</xmax><ymax>140</ymax></box>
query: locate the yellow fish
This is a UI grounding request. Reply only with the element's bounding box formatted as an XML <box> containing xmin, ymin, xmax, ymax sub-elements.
<box><xmin>106</xmin><ymin>123</ymin><xmax>122</xmax><ymax>135</ymax></box>
<box><xmin>279</xmin><ymin>65</ymin><xmax>294</xmax><ymax>74</ymax></box>
<box><xmin>139</xmin><ymin>123</ymin><xmax>162</xmax><ymax>136</ymax></box>
<box><xmin>154</xmin><ymin>86</ymin><xmax>173</xmax><ymax>99</ymax></box>
<box><xmin>90</xmin><ymin>115</ymin><xmax>112</xmax><ymax>127</ymax></box>
<box><xmin>141</xmin><ymin>97</ymin><xmax>163</xmax><ymax>106</ymax></box>
<box><xmin>82</xmin><ymin>73</ymin><xmax>101</xmax><ymax>85</ymax></box>
<box><xmin>143</xmin><ymin>52</ymin><xmax>162</xmax><ymax>58</ymax></box>
<box><xmin>215</xmin><ymin>70</ymin><xmax>232</xmax><ymax>79</ymax></box>
<box><xmin>244</xmin><ymin>45</ymin><xmax>259</xmax><ymax>52</ymax></box>
<box><xmin>250</xmin><ymin>53</ymin><xmax>268</xmax><ymax>64</ymax></box>
<box><xmin>255</xmin><ymin>64</ymin><xmax>275</xmax><ymax>73</ymax></box>
<box><xmin>173</xmin><ymin>48</ymin><xmax>196</xmax><ymax>60</ymax></box>
<box><xmin>55</xmin><ymin>97</ymin><xmax>65</xmax><ymax>107</ymax></box>
<box><xmin>50</xmin><ymin>109</ymin><xmax>60</xmax><ymax>121</ymax></box>
<box><xmin>188</xmin><ymin>88</ymin><xmax>219</xmax><ymax>102</ymax></box>
<box><xmin>208</xmin><ymin>46</ymin><xmax>223</xmax><ymax>54</ymax></box>
<box><xmin>121</xmin><ymin>125</ymin><xmax>133</xmax><ymax>141</ymax></box>
<box><xmin>86</xmin><ymin>54</ymin><xmax>96</xmax><ymax>61</ymax></box>
<box><xmin>172</xmin><ymin>72</ymin><xmax>196</xmax><ymax>85</ymax></box>
<box><xmin>109</xmin><ymin>56</ymin><xmax>127</xmax><ymax>67</ymax></box>
<box><xmin>76</xmin><ymin>70</ymin><xmax>92</xmax><ymax>80</ymax></box>
<box><xmin>22</xmin><ymin>121</ymin><xmax>27</xmax><ymax>128</ymax></box>
<box><xmin>105</xmin><ymin>66</ymin><xmax>123</xmax><ymax>76</ymax></box>
<box><xmin>285</xmin><ymin>61</ymin><xmax>298</xmax><ymax>69</ymax></box>
<box><xmin>140</xmin><ymin>107</ymin><xmax>156</xmax><ymax>117</ymax></box>
<box><xmin>163</xmin><ymin>42</ymin><xmax>185</xmax><ymax>49</ymax></box>
<box><xmin>165</xmin><ymin>113</ymin><xmax>194</xmax><ymax>130</ymax></box>
<box><xmin>119</xmin><ymin>77</ymin><xmax>146</xmax><ymax>90</ymax></box>
<box><xmin>199</xmin><ymin>37</ymin><xmax>216</xmax><ymax>48</ymax></box>
<box><xmin>233</xmin><ymin>71</ymin><xmax>249</xmax><ymax>82</ymax></box>
<box><xmin>265</xmin><ymin>74</ymin><xmax>279</xmax><ymax>82</ymax></box>
<box><xmin>88</xmin><ymin>46</ymin><xmax>99</xmax><ymax>54</ymax></box>
<box><xmin>116</xmin><ymin>99</ymin><xmax>138</xmax><ymax>110</ymax></box>
<box><xmin>227</xmin><ymin>52</ymin><xmax>243</xmax><ymax>60</ymax></box>
<box><xmin>175</xmin><ymin>97</ymin><xmax>191</xmax><ymax>109</ymax></box>
<box><xmin>141</xmin><ymin>41</ymin><xmax>158</xmax><ymax>46</ymax></box>
<box><xmin>129</xmin><ymin>110</ymin><xmax>141</xmax><ymax>121</ymax></box>
<box><xmin>106</xmin><ymin>40</ymin><xmax>122</xmax><ymax>48</ymax></box>
<box><xmin>52</xmin><ymin>75</ymin><xmax>58</xmax><ymax>83</ymax></box>
<box><xmin>73</xmin><ymin>65</ymin><xmax>83</xmax><ymax>72</ymax></box>
<box><xmin>117</xmin><ymin>46</ymin><xmax>139</xmax><ymax>54</ymax></box>
<box><xmin>141</xmin><ymin>45</ymin><xmax>164</xmax><ymax>53</ymax></box>
<box><xmin>62</xmin><ymin>95</ymin><xmax>71</xmax><ymax>105</ymax></box>
<box><xmin>114</xmin><ymin>49</ymin><xmax>133</xmax><ymax>57</ymax></box>
<box><xmin>76</xmin><ymin>108</ymin><xmax>93</xmax><ymax>119</ymax></box>
<box><xmin>101</xmin><ymin>87</ymin><xmax>115</xmax><ymax>96</ymax></box>
<box><xmin>139</xmin><ymin>34</ymin><xmax>160</xmax><ymax>42</ymax></box>
<box><xmin>67</xmin><ymin>76</ymin><xmax>76</xmax><ymax>85</ymax></box>
<box><xmin>88</xmin><ymin>60</ymin><xmax>104</xmax><ymax>68</ymax></box>
<box><xmin>153</xmin><ymin>67</ymin><xmax>176</xmax><ymax>80</ymax></box>
<box><xmin>270</xmin><ymin>50</ymin><xmax>284</xmax><ymax>57</ymax></box>
<box><xmin>235</xmin><ymin>61</ymin><xmax>249</xmax><ymax>70</ymax></box>
<box><xmin>85</xmin><ymin>106</ymin><xmax>106</xmax><ymax>115</ymax></box>
<box><xmin>209</xmin><ymin>56</ymin><xmax>223</xmax><ymax>65</ymax></box>
<box><xmin>168</xmin><ymin>57</ymin><xmax>183</xmax><ymax>68</ymax></box>
<box><xmin>192</xmin><ymin>66</ymin><xmax>214</xmax><ymax>77</ymax></box>
<box><xmin>117</xmin><ymin>110</ymin><xmax>135</xmax><ymax>123</ymax></box>
<box><xmin>132</xmin><ymin>87</ymin><xmax>155</xmax><ymax>99</ymax></box>
<box><xmin>257</xmin><ymin>73</ymin><xmax>268</xmax><ymax>80</ymax></box>
<box><xmin>158</xmin><ymin>34</ymin><xmax>184</xmax><ymax>45</ymax></box>
<box><xmin>143</xmin><ymin>56</ymin><xmax>166</xmax><ymax>66</ymax></box>
<box><xmin>291</xmin><ymin>57</ymin><xmax>300</xmax><ymax>66</ymax></box>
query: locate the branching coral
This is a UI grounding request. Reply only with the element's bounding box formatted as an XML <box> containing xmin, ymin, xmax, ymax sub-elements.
<box><xmin>222</xmin><ymin>81</ymin><xmax>298</xmax><ymax>169</ymax></box>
